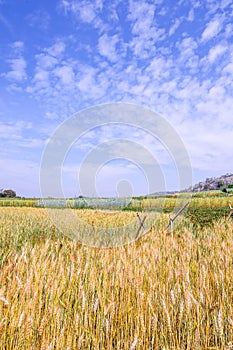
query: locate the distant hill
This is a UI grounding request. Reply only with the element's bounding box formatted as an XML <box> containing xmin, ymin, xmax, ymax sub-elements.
<box><xmin>187</xmin><ymin>173</ymin><xmax>233</xmax><ymax>192</ymax></box>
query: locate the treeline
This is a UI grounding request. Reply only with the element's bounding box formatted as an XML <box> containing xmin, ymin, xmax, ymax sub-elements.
<box><xmin>0</xmin><ymin>189</ymin><xmax>16</xmax><ymax>198</ymax></box>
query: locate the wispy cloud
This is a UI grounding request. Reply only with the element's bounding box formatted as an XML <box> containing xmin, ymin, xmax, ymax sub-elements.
<box><xmin>201</xmin><ymin>17</ymin><xmax>222</xmax><ymax>42</ymax></box>
<box><xmin>54</xmin><ymin>65</ymin><xmax>75</xmax><ymax>85</ymax></box>
<box><xmin>0</xmin><ymin>120</ymin><xmax>31</xmax><ymax>139</ymax></box>
<box><xmin>127</xmin><ymin>0</ymin><xmax>165</xmax><ymax>58</ymax></box>
<box><xmin>46</xmin><ymin>41</ymin><xmax>66</xmax><ymax>57</ymax></box>
<box><xmin>1</xmin><ymin>0</ymin><xmax>233</xmax><ymax>195</ymax></box>
<box><xmin>208</xmin><ymin>44</ymin><xmax>227</xmax><ymax>62</ymax></box>
<box><xmin>169</xmin><ymin>18</ymin><xmax>183</xmax><ymax>36</ymax></box>
<box><xmin>98</xmin><ymin>33</ymin><xmax>120</xmax><ymax>62</ymax></box>
<box><xmin>0</xmin><ymin>120</ymin><xmax>44</xmax><ymax>149</ymax></box>
<box><xmin>187</xmin><ymin>8</ymin><xmax>194</xmax><ymax>21</ymax></box>
<box><xmin>58</xmin><ymin>0</ymin><xmax>104</xmax><ymax>30</ymax></box>
<box><xmin>25</xmin><ymin>9</ymin><xmax>50</xmax><ymax>30</ymax></box>
<box><xmin>11</xmin><ymin>41</ymin><xmax>24</xmax><ymax>51</ymax></box>
<box><xmin>2</xmin><ymin>41</ymin><xmax>27</xmax><ymax>82</ymax></box>
<box><xmin>0</xmin><ymin>11</ymin><xmax>13</xmax><ymax>33</ymax></box>
<box><xmin>25</xmin><ymin>40</ymin><xmax>71</xmax><ymax>102</ymax></box>
<box><xmin>4</xmin><ymin>57</ymin><xmax>27</xmax><ymax>81</ymax></box>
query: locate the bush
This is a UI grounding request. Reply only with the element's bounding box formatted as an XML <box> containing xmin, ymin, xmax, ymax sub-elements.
<box><xmin>217</xmin><ymin>179</ymin><xmax>225</xmax><ymax>188</ymax></box>
<box><xmin>0</xmin><ymin>189</ymin><xmax>16</xmax><ymax>198</ymax></box>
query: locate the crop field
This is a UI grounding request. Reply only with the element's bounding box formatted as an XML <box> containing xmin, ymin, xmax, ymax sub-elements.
<box><xmin>0</xmin><ymin>194</ymin><xmax>233</xmax><ymax>349</ymax></box>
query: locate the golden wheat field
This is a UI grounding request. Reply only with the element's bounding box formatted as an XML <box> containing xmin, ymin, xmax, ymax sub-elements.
<box><xmin>0</xmin><ymin>207</ymin><xmax>233</xmax><ymax>349</ymax></box>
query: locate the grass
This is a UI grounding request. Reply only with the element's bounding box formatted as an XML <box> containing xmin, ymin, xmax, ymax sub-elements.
<box><xmin>0</xmin><ymin>206</ymin><xmax>233</xmax><ymax>349</ymax></box>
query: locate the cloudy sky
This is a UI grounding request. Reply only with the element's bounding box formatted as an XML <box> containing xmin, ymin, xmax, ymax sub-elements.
<box><xmin>0</xmin><ymin>0</ymin><xmax>232</xmax><ymax>197</ymax></box>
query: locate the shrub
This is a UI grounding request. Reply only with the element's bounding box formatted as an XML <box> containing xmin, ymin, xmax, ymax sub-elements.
<box><xmin>0</xmin><ymin>189</ymin><xmax>16</xmax><ymax>198</ymax></box>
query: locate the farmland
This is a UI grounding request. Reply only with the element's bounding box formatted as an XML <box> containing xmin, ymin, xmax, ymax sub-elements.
<box><xmin>0</xmin><ymin>191</ymin><xmax>232</xmax><ymax>226</ymax></box>
<box><xmin>0</xmin><ymin>193</ymin><xmax>233</xmax><ymax>349</ymax></box>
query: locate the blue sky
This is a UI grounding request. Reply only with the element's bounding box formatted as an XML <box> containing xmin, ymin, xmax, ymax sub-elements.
<box><xmin>0</xmin><ymin>0</ymin><xmax>233</xmax><ymax>197</ymax></box>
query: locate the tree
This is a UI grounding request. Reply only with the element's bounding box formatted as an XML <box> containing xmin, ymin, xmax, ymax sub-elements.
<box><xmin>217</xmin><ymin>180</ymin><xmax>224</xmax><ymax>188</ymax></box>
<box><xmin>1</xmin><ymin>189</ymin><xmax>16</xmax><ymax>198</ymax></box>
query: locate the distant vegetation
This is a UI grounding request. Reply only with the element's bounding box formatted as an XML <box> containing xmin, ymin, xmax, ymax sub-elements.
<box><xmin>187</xmin><ymin>173</ymin><xmax>233</xmax><ymax>192</ymax></box>
<box><xmin>0</xmin><ymin>191</ymin><xmax>232</xmax><ymax>227</ymax></box>
<box><xmin>0</xmin><ymin>189</ymin><xmax>16</xmax><ymax>198</ymax></box>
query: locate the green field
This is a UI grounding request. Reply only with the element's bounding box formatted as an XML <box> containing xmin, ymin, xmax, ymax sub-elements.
<box><xmin>0</xmin><ymin>191</ymin><xmax>232</xmax><ymax>227</ymax></box>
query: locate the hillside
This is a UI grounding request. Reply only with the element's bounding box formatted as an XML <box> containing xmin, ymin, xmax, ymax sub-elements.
<box><xmin>187</xmin><ymin>173</ymin><xmax>233</xmax><ymax>192</ymax></box>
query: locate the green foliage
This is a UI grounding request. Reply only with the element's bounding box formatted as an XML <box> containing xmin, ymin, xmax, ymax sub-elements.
<box><xmin>186</xmin><ymin>207</ymin><xmax>229</xmax><ymax>227</ymax></box>
<box><xmin>0</xmin><ymin>189</ymin><xmax>16</xmax><ymax>198</ymax></box>
<box><xmin>217</xmin><ymin>179</ymin><xmax>225</xmax><ymax>188</ymax></box>
<box><xmin>0</xmin><ymin>192</ymin><xmax>232</xmax><ymax>229</ymax></box>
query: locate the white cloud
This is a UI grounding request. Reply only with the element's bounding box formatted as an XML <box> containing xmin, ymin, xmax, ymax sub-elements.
<box><xmin>76</xmin><ymin>65</ymin><xmax>98</xmax><ymax>93</ymax></box>
<box><xmin>169</xmin><ymin>18</ymin><xmax>182</xmax><ymax>36</ymax></box>
<box><xmin>2</xmin><ymin>41</ymin><xmax>27</xmax><ymax>82</ymax></box>
<box><xmin>79</xmin><ymin>3</ymin><xmax>96</xmax><ymax>22</ymax></box>
<box><xmin>0</xmin><ymin>121</ymin><xmax>24</xmax><ymax>139</ymax></box>
<box><xmin>45</xmin><ymin>111</ymin><xmax>59</xmax><ymax>120</ymax></box>
<box><xmin>34</xmin><ymin>68</ymin><xmax>50</xmax><ymax>82</ymax></box>
<box><xmin>127</xmin><ymin>0</ymin><xmax>165</xmax><ymax>58</ymax></box>
<box><xmin>0</xmin><ymin>120</ymin><xmax>32</xmax><ymax>133</ymax></box>
<box><xmin>0</xmin><ymin>11</ymin><xmax>13</xmax><ymax>33</ymax></box>
<box><xmin>224</xmin><ymin>23</ymin><xmax>233</xmax><ymax>38</ymax></box>
<box><xmin>26</xmin><ymin>67</ymin><xmax>51</xmax><ymax>96</ymax></box>
<box><xmin>11</xmin><ymin>41</ymin><xmax>24</xmax><ymax>51</ymax></box>
<box><xmin>187</xmin><ymin>8</ymin><xmax>194</xmax><ymax>21</ymax></box>
<box><xmin>54</xmin><ymin>65</ymin><xmax>75</xmax><ymax>85</ymax></box>
<box><xmin>129</xmin><ymin>0</ymin><xmax>155</xmax><ymax>33</ymax></box>
<box><xmin>176</xmin><ymin>36</ymin><xmax>199</xmax><ymax>71</ymax></box>
<box><xmin>223</xmin><ymin>62</ymin><xmax>233</xmax><ymax>74</ymax></box>
<box><xmin>201</xmin><ymin>18</ymin><xmax>222</xmax><ymax>42</ymax></box>
<box><xmin>98</xmin><ymin>33</ymin><xmax>119</xmax><ymax>62</ymax></box>
<box><xmin>59</xmin><ymin>0</ymin><xmax>104</xmax><ymax>28</ymax></box>
<box><xmin>221</xmin><ymin>0</ymin><xmax>232</xmax><ymax>8</ymax></box>
<box><xmin>4</xmin><ymin>57</ymin><xmax>27</xmax><ymax>81</ymax></box>
<box><xmin>46</xmin><ymin>41</ymin><xmax>66</xmax><ymax>57</ymax></box>
<box><xmin>26</xmin><ymin>10</ymin><xmax>50</xmax><ymax>30</ymax></box>
<box><xmin>59</xmin><ymin>0</ymin><xmax>74</xmax><ymax>15</ymax></box>
<box><xmin>35</xmin><ymin>54</ymin><xmax>58</xmax><ymax>69</ymax></box>
<box><xmin>208</xmin><ymin>44</ymin><xmax>227</xmax><ymax>62</ymax></box>
<box><xmin>2</xmin><ymin>0</ymin><xmax>233</xmax><ymax>194</ymax></box>
<box><xmin>0</xmin><ymin>121</ymin><xmax>43</xmax><ymax>147</ymax></box>
<box><xmin>26</xmin><ymin>41</ymin><xmax>73</xmax><ymax>100</ymax></box>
